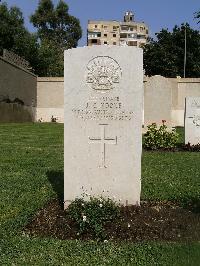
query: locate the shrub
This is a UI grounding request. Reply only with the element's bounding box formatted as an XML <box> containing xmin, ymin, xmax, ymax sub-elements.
<box><xmin>144</xmin><ymin>120</ymin><xmax>179</xmax><ymax>150</ymax></box>
<box><xmin>66</xmin><ymin>196</ymin><xmax>120</xmax><ymax>240</ymax></box>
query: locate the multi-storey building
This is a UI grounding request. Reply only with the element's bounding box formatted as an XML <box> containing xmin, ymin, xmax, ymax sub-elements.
<box><xmin>87</xmin><ymin>11</ymin><xmax>148</xmax><ymax>47</ymax></box>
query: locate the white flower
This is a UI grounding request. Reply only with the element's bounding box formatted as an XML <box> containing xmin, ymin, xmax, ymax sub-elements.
<box><xmin>22</xmin><ymin>231</ymin><xmax>29</xmax><ymax>238</ymax></box>
<box><xmin>81</xmin><ymin>203</ymin><xmax>84</xmax><ymax>206</ymax></box>
<box><xmin>128</xmin><ymin>223</ymin><xmax>131</xmax><ymax>228</ymax></box>
<box><xmin>99</xmin><ymin>203</ymin><xmax>103</xmax><ymax>208</ymax></box>
<box><xmin>104</xmin><ymin>240</ymin><xmax>108</xmax><ymax>243</ymax></box>
<box><xmin>82</xmin><ymin>215</ymin><xmax>87</xmax><ymax>222</ymax></box>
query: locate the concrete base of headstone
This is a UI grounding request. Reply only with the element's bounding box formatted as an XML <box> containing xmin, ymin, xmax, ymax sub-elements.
<box><xmin>64</xmin><ymin>46</ymin><xmax>143</xmax><ymax>208</ymax></box>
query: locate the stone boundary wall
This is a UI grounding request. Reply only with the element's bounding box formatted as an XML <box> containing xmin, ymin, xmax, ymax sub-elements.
<box><xmin>144</xmin><ymin>76</ymin><xmax>200</xmax><ymax>127</ymax></box>
<box><xmin>0</xmin><ymin>57</ymin><xmax>37</xmax><ymax>122</ymax></box>
<box><xmin>144</xmin><ymin>75</ymin><xmax>173</xmax><ymax>127</ymax></box>
<box><xmin>0</xmin><ymin>103</ymin><xmax>35</xmax><ymax>122</ymax></box>
<box><xmin>36</xmin><ymin>76</ymin><xmax>200</xmax><ymax>126</ymax></box>
<box><xmin>1</xmin><ymin>53</ymin><xmax>199</xmax><ymax>125</ymax></box>
<box><xmin>37</xmin><ymin>77</ymin><xmax>64</xmax><ymax>123</ymax></box>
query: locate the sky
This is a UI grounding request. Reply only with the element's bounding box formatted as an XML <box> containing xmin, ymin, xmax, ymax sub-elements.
<box><xmin>2</xmin><ymin>0</ymin><xmax>200</xmax><ymax>46</ymax></box>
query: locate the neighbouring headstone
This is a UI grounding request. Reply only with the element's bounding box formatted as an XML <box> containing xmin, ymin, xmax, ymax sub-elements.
<box><xmin>64</xmin><ymin>46</ymin><xmax>143</xmax><ymax>208</ymax></box>
<box><xmin>185</xmin><ymin>97</ymin><xmax>200</xmax><ymax>145</ymax></box>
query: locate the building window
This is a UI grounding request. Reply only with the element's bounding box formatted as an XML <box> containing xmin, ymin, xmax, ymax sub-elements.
<box><xmin>120</xmin><ymin>33</ymin><xmax>127</xmax><ymax>38</ymax></box>
<box><xmin>91</xmin><ymin>39</ymin><xmax>97</xmax><ymax>44</ymax></box>
<box><xmin>104</xmin><ymin>41</ymin><xmax>107</xmax><ymax>44</ymax></box>
<box><xmin>113</xmin><ymin>34</ymin><xmax>116</xmax><ymax>37</ymax></box>
<box><xmin>113</xmin><ymin>42</ymin><xmax>116</xmax><ymax>45</ymax></box>
<box><xmin>128</xmin><ymin>41</ymin><xmax>137</xmax><ymax>46</ymax></box>
<box><xmin>95</xmin><ymin>25</ymin><xmax>98</xmax><ymax>28</ymax></box>
<box><xmin>121</xmin><ymin>25</ymin><xmax>129</xmax><ymax>31</ymax></box>
<box><xmin>104</xmin><ymin>25</ymin><xmax>108</xmax><ymax>29</ymax></box>
<box><xmin>129</xmin><ymin>33</ymin><xmax>137</xmax><ymax>38</ymax></box>
<box><xmin>113</xmin><ymin>26</ymin><xmax>117</xmax><ymax>31</ymax></box>
<box><xmin>104</xmin><ymin>33</ymin><xmax>107</xmax><ymax>37</ymax></box>
<box><xmin>97</xmin><ymin>33</ymin><xmax>101</xmax><ymax>37</ymax></box>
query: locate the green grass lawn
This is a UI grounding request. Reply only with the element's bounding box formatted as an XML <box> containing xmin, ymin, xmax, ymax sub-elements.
<box><xmin>0</xmin><ymin>123</ymin><xmax>200</xmax><ymax>265</ymax></box>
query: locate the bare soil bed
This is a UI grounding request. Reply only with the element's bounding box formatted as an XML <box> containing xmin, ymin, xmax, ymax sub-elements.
<box><xmin>25</xmin><ymin>199</ymin><xmax>200</xmax><ymax>242</ymax></box>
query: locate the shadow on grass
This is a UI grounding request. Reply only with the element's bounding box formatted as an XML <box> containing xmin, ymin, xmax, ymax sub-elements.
<box><xmin>183</xmin><ymin>198</ymin><xmax>200</xmax><ymax>214</ymax></box>
<box><xmin>175</xmin><ymin>126</ymin><xmax>184</xmax><ymax>145</ymax></box>
<box><xmin>46</xmin><ymin>170</ymin><xmax>64</xmax><ymax>203</ymax></box>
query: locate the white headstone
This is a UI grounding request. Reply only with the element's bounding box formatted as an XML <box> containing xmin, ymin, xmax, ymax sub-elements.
<box><xmin>185</xmin><ymin>97</ymin><xmax>200</xmax><ymax>145</ymax></box>
<box><xmin>64</xmin><ymin>46</ymin><xmax>143</xmax><ymax>208</ymax></box>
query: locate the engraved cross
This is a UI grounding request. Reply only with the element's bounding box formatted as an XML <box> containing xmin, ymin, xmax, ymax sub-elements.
<box><xmin>89</xmin><ymin>124</ymin><xmax>117</xmax><ymax>168</ymax></box>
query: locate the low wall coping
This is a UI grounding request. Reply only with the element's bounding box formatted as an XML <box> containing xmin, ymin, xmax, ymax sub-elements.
<box><xmin>37</xmin><ymin>76</ymin><xmax>200</xmax><ymax>83</ymax></box>
<box><xmin>177</xmin><ymin>78</ymin><xmax>200</xmax><ymax>83</ymax></box>
<box><xmin>37</xmin><ymin>77</ymin><xmax>64</xmax><ymax>82</ymax></box>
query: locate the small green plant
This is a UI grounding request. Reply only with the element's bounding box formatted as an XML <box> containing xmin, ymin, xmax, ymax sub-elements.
<box><xmin>66</xmin><ymin>196</ymin><xmax>120</xmax><ymax>240</ymax></box>
<box><xmin>144</xmin><ymin>120</ymin><xmax>179</xmax><ymax>150</ymax></box>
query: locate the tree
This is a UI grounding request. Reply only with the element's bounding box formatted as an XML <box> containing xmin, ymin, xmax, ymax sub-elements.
<box><xmin>195</xmin><ymin>10</ymin><xmax>200</xmax><ymax>23</ymax></box>
<box><xmin>0</xmin><ymin>1</ymin><xmax>82</xmax><ymax>76</ymax></box>
<box><xmin>30</xmin><ymin>0</ymin><xmax>82</xmax><ymax>76</ymax></box>
<box><xmin>0</xmin><ymin>2</ymin><xmax>39</xmax><ymax>73</ymax></box>
<box><xmin>144</xmin><ymin>24</ymin><xmax>200</xmax><ymax>78</ymax></box>
<box><xmin>37</xmin><ymin>39</ymin><xmax>64</xmax><ymax>76</ymax></box>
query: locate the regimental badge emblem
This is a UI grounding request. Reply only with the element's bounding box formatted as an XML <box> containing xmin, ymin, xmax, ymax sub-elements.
<box><xmin>191</xmin><ymin>100</ymin><xmax>200</xmax><ymax>108</ymax></box>
<box><xmin>86</xmin><ymin>56</ymin><xmax>122</xmax><ymax>91</ymax></box>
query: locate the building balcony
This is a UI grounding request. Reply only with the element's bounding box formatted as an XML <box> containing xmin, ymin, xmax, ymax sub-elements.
<box><xmin>120</xmin><ymin>33</ymin><xmax>138</xmax><ymax>39</ymax></box>
<box><xmin>88</xmin><ymin>28</ymin><xmax>102</xmax><ymax>32</ymax></box>
<box><xmin>120</xmin><ymin>40</ymin><xmax>138</xmax><ymax>47</ymax></box>
<box><xmin>88</xmin><ymin>36</ymin><xmax>101</xmax><ymax>39</ymax></box>
<box><xmin>120</xmin><ymin>31</ymin><xmax>138</xmax><ymax>35</ymax></box>
<box><xmin>88</xmin><ymin>32</ymin><xmax>101</xmax><ymax>38</ymax></box>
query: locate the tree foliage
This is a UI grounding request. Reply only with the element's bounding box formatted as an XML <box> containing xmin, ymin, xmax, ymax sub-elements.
<box><xmin>144</xmin><ymin>24</ymin><xmax>200</xmax><ymax>77</ymax></box>
<box><xmin>37</xmin><ymin>39</ymin><xmax>64</xmax><ymax>76</ymax></box>
<box><xmin>195</xmin><ymin>10</ymin><xmax>200</xmax><ymax>24</ymax></box>
<box><xmin>0</xmin><ymin>0</ymin><xmax>82</xmax><ymax>76</ymax></box>
<box><xmin>0</xmin><ymin>2</ymin><xmax>39</xmax><ymax>71</ymax></box>
<box><xmin>31</xmin><ymin>0</ymin><xmax>82</xmax><ymax>49</ymax></box>
<box><xmin>30</xmin><ymin>0</ymin><xmax>82</xmax><ymax>76</ymax></box>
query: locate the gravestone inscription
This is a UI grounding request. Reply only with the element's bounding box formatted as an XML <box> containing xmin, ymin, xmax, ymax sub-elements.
<box><xmin>185</xmin><ymin>97</ymin><xmax>200</xmax><ymax>145</ymax></box>
<box><xmin>64</xmin><ymin>46</ymin><xmax>143</xmax><ymax>208</ymax></box>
